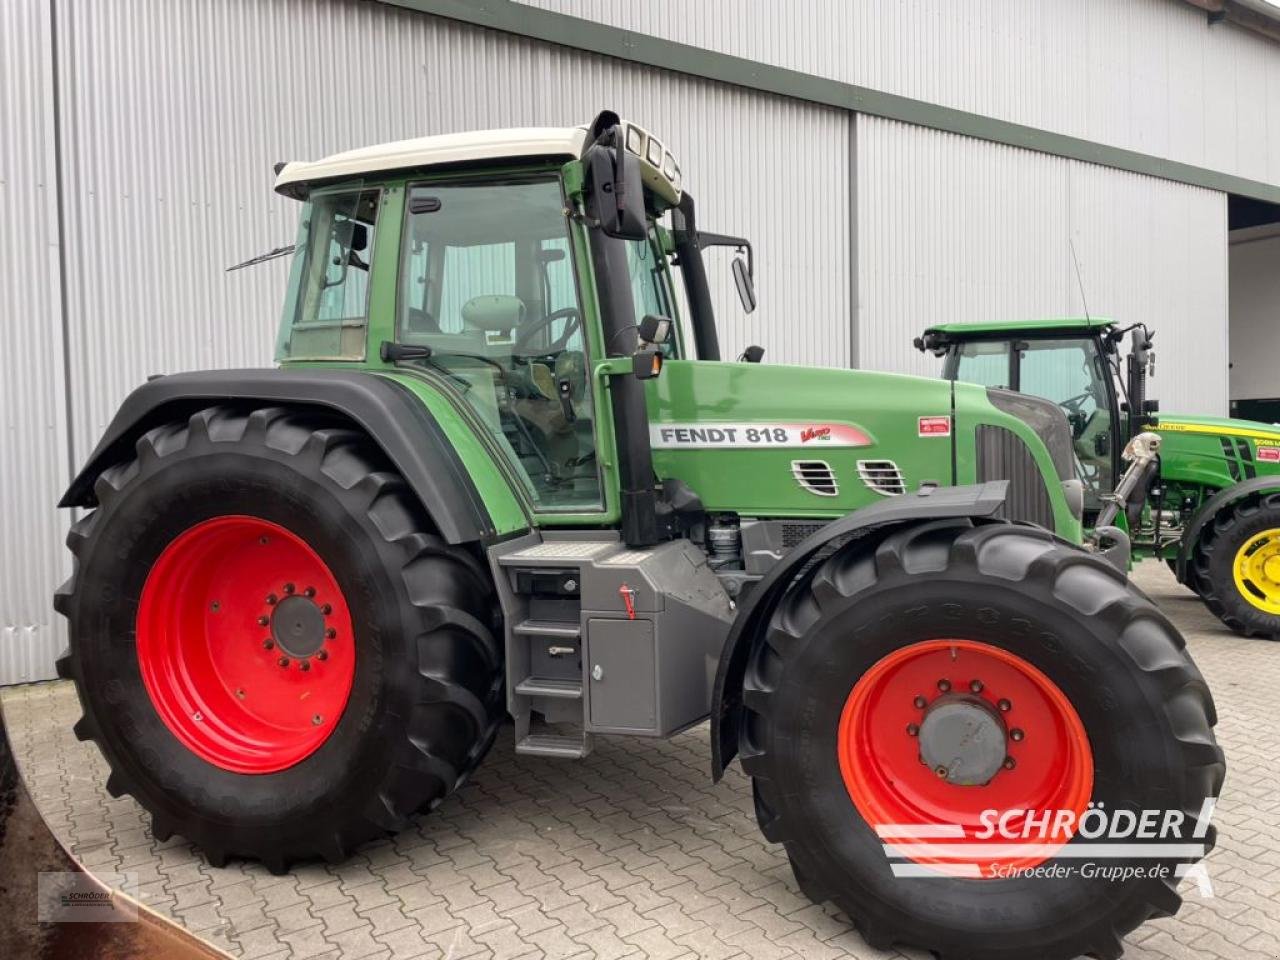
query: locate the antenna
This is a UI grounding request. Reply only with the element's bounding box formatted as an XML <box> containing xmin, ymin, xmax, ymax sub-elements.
<box><xmin>1068</xmin><ymin>238</ymin><xmax>1091</xmax><ymax>322</ymax></box>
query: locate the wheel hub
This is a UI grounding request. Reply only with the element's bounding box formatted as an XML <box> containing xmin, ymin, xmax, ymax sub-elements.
<box><xmin>271</xmin><ymin>595</ymin><xmax>326</xmax><ymax>659</ymax></box>
<box><xmin>917</xmin><ymin>695</ymin><xmax>1006</xmax><ymax>786</ymax></box>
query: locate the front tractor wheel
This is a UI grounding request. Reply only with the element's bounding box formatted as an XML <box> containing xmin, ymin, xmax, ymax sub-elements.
<box><xmin>54</xmin><ymin>406</ymin><xmax>504</xmax><ymax>872</ymax></box>
<box><xmin>741</xmin><ymin>520</ymin><xmax>1223</xmax><ymax>960</ymax></box>
<box><xmin>1194</xmin><ymin>494</ymin><xmax>1280</xmax><ymax>638</ymax></box>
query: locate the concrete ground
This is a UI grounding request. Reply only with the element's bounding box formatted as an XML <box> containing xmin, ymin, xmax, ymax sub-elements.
<box><xmin>3</xmin><ymin>562</ymin><xmax>1276</xmax><ymax>960</ymax></box>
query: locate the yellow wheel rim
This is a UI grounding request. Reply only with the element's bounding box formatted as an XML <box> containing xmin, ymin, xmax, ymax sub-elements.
<box><xmin>1232</xmin><ymin>527</ymin><xmax>1280</xmax><ymax>615</ymax></box>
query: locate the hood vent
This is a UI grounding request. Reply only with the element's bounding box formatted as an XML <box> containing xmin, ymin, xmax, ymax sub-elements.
<box><xmin>791</xmin><ymin>460</ymin><xmax>839</xmax><ymax>497</ymax></box>
<box><xmin>857</xmin><ymin>460</ymin><xmax>906</xmax><ymax>496</ymax></box>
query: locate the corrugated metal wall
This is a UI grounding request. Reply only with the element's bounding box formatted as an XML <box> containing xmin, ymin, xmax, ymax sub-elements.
<box><xmin>0</xmin><ymin>0</ymin><xmax>849</xmax><ymax>682</ymax></box>
<box><xmin>856</xmin><ymin>116</ymin><xmax>1229</xmax><ymax>416</ymax></box>
<box><xmin>1</xmin><ymin>0</ymin><xmax>71</xmax><ymax>683</ymax></box>
<box><xmin>516</xmin><ymin>0</ymin><xmax>1280</xmax><ymax>186</ymax></box>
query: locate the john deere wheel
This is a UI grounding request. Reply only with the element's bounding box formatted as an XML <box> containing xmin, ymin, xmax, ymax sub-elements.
<box><xmin>54</xmin><ymin>406</ymin><xmax>504</xmax><ymax>872</ymax></box>
<box><xmin>1194</xmin><ymin>494</ymin><xmax>1280</xmax><ymax>638</ymax></box>
<box><xmin>741</xmin><ymin>519</ymin><xmax>1222</xmax><ymax>960</ymax></box>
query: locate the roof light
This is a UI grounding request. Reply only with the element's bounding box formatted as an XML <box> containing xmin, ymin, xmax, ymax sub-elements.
<box><xmin>646</xmin><ymin>137</ymin><xmax>664</xmax><ymax>167</ymax></box>
<box><xmin>625</xmin><ymin>124</ymin><xmax>644</xmax><ymax>155</ymax></box>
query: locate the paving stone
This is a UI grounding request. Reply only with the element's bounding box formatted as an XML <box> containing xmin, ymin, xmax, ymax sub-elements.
<box><xmin>0</xmin><ymin>562</ymin><xmax>1264</xmax><ymax>960</ymax></box>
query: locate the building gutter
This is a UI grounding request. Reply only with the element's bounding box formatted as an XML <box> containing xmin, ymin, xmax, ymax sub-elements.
<box><xmin>1183</xmin><ymin>0</ymin><xmax>1280</xmax><ymax>45</ymax></box>
<box><xmin>378</xmin><ymin>0</ymin><xmax>1280</xmax><ymax>205</ymax></box>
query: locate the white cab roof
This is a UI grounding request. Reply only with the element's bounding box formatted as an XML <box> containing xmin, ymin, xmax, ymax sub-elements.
<box><xmin>275</xmin><ymin>126</ymin><xmax>588</xmax><ymax>196</ymax></box>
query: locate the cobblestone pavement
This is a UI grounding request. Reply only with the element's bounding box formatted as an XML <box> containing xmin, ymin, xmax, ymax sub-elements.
<box><xmin>3</xmin><ymin>563</ymin><xmax>1275</xmax><ymax>960</ymax></box>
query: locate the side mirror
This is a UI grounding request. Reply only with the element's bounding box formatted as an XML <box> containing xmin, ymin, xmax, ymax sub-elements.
<box><xmin>583</xmin><ymin>118</ymin><xmax>647</xmax><ymax>241</ymax></box>
<box><xmin>731</xmin><ymin>256</ymin><xmax>757</xmax><ymax>314</ymax></box>
<box><xmin>637</xmin><ymin>314</ymin><xmax>673</xmax><ymax>345</ymax></box>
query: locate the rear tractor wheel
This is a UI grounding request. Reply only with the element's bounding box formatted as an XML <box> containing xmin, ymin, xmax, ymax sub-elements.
<box><xmin>740</xmin><ymin>519</ymin><xmax>1223</xmax><ymax>960</ymax></box>
<box><xmin>1194</xmin><ymin>493</ymin><xmax>1280</xmax><ymax>638</ymax></box>
<box><xmin>54</xmin><ymin>406</ymin><xmax>504</xmax><ymax>872</ymax></box>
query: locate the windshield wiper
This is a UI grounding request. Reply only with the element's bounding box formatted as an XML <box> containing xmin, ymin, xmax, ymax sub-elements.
<box><xmin>225</xmin><ymin>243</ymin><xmax>296</xmax><ymax>273</ymax></box>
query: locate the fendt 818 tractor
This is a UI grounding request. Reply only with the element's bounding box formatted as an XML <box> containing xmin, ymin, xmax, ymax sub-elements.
<box><xmin>55</xmin><ymin>114</ymin><xmax>1222</xmax><ymax>960</ymax></box>
<box><xmin>918</xmin><ymin>317</ymin><xmax>1280</xmax><ymax>639</ymax></box>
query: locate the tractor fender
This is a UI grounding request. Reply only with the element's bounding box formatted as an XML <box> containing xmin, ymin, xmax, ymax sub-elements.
<box><xmin>59</xmin><ymin>369</ymin><xmax>503</xmax><ymax>545</ymax></box>
<box><xmin>709</xmin><ymin>480</ymin><xmax>1010</xmax><ymax>780</ymax></box>
<box><xmin>1176</xmin><ymin>475</ymin><xmax>1280</xmax><ymax>583</ymax></box>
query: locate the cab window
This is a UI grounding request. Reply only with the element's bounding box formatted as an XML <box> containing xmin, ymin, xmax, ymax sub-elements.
<box><xmin>277</xmin><ymin>187</ymin><xmax>379</xmax><ymax>361</ymax></box>
<box><xmin>954</xmin><ymin>337</ymin><xmax>1116</xmax><ymax>500</ymax></box>
<box><xmin>1017</xmin><ymin>339</ymin><xmax>1116</xmax><ymax>498</ymax></box>
<box><xmin>623</xmin><ymin>231</ymin><xmax>679</xmax><ymax>357</ymax></box>
<box><xmin>397</xmin><ymin>178</ymin><xmax>600</xmax><ymax>512</ymax></box>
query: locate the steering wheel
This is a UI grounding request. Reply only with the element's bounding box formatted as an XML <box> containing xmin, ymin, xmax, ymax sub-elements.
<box><xmin>513</xmin><ymin>308</ymin><xmax>582</xmax><ymax>357</ymax></box>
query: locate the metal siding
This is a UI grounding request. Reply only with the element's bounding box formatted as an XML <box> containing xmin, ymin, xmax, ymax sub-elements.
<box><xmin>516</xmin><ymin>0</ymin><xmax>1280</xmax><ymax>188</ymax></box>
<box><xmin>2</xmin><ymin>0</ymin><xmax>847</xmax><ymax>682</ymax></box>
<box><xmin>857</xmin><ymin>116</ymin><xmax>1229</xmax><ymax>416</ymax></box>
<box><xmin>1</xmin><ymin>0</ymin><xmax>71</xmax><ymax>682</ymax></box>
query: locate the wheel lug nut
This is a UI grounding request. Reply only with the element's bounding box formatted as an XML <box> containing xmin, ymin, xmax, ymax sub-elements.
<box><xmin>1010</xmin><ymin>728</ymin><xmax>1025</xmax><ymax>742</ymax></box>
<box><xmin>906</xmin><ymin>723</ymin><xmax>919</xmax><ymax>737</ymax></box>
<box><xmin>259</xmin><ymin>536</ymin><xmax>269</xmax><ymax>546</ymax></box>
<box><xmin>265</xmin><ymin>593</ymin><xmax>278</xmax><ymax>606</ymax></box>
<box><xmin>262</xmin><ymin>639</ymin><xmax>274</xmax><ymax>650</ymax></box>
<box><xmin>257</xmin><ymin>615</ymin><xmax>270</xmax><ymax>627</ymax></box>
<box><xmin>998</xmin><ymin>698</ymin><xmax>1012</xmax><ymax>712</ymax></box>
<box><xmin>1003</xmin><ymin>756</ymin><xmax>1016</xmax><ymax>770</ymax></box>
<box><xmin>320</xmin><ymin>604</ymin><xmax>332</xmax><ymax>615</ymax></box>
<box><xmin>969</xmin><ymin>679</ymin><xmax>983</xmax><ymax>693</ymax></box>
<box><xmin>312</xmin><ymin>714</ymin><xmax>323</xmax><ymax>726</ymax></box>
<box><xmin>283</xmin><ymin>583</ymin><xmax>295</xmax><ymax>595</ymax></box>
<box><xmin>300</xmin><ymin>660</ymin><xmax>311</xmax><ymax>672</ymax></box>
<box><xmin>303</xmin><ymin>586</ymin><xmax>316</xmax><ymax>598</ymax></box>
<box><xmin>937</xmin><ymin>679</ymin><xmax>951</xmax><ymax>693</ymax></box>
<box><xmin>277</xmin><ymin>656</ymin><xmax>290</xmax><ymax>668</ymax></box>
<box><xmin>316</xmin><ymin>649</ymin><xmax>328</xmax><ymax>661</ymax></box>
<box><xmin>235</xmin><ymin>688</ymin><xmax>246</xmax><ymax>700</ymax></box>
<box><xmin>913</xmin><ymin>695</ymin><xmax>927</xmax><ymax>709</ymax></box>
<box><xmin>325</xmin><ymin>628</ymin><xmax>336</xmax><ymax>639</ymax></box>
<box><xmin>935</xmin><ymin>765</ymin><xmax>949</xmax><ymax>779</ymax></box>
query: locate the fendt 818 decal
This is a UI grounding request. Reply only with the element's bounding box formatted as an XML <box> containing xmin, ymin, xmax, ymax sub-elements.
<box><xmin>649</xmin><ymin>422</ymin><xmax>872</xmax><ymax>449</ymax></box>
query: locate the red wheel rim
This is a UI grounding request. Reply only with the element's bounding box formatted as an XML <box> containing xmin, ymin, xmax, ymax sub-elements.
<box><xmin>136</xmin><ymin>516</ymin><xmax>355</xmax><ymax>774</ymax></box>
<box><xmin>838</xmin><ymin>639</ymin><xmax>1093</xmax><ymax>872</ymax></box>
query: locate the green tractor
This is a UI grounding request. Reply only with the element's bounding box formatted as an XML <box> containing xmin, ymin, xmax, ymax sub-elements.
<box><xmin>918</xmin><ymin>317</ymin><xmax>1280</xmax><ymax>638</ymax></box>
<box><xmin>55</xmin><ymin>114</ymin><xmax>1222</xmax><ymax>960</ymax></box>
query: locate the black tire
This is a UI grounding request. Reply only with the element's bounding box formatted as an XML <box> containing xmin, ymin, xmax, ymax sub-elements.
<box><xmin>53</xmin><ymin>405</ymin><xmax>504</xmax><ymax>872</ymax></box>
<box><xmin>741</xmin><ymin>518</ymin><xmax>1223</xmax><ymax>960</ymax></box>
<box><xmin>1193</xmin><ymin>493</ymin><xmax>1280</xmax><ymax>638</ymax></box>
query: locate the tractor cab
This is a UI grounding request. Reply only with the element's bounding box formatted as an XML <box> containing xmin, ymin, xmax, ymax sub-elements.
<box><xmin>917</xmin><ymin>317</ymin><xmax>1157</xmax><ymax>517</ymax></box>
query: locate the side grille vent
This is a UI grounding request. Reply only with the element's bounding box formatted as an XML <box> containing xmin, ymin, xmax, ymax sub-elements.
<box><xmin>975</xmin><ymin>425</ymin><xmax>1056</xmax><ymax>532</ymax></box>
<box><xmin>857</xmin><ymin>459</ymin><xmax>906</xmax><ymax>496</ymax></box>
<box><xmin>781</xmin><ymin>521</ymin><xmax>827</xmax><ymax>547</ymax></box>
<box><xmin>791</xmin><ymin>460</ymin><xmax>839</xmax><ymax>497</ymax></box>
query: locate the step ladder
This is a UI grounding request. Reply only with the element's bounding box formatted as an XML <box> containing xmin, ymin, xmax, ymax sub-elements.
<box><xmin>495</xmin><ymin>537</ymin><xmax>623</xmax><ymax>759</ymax></box>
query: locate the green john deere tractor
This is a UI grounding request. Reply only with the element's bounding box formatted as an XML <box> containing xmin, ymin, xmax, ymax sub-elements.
<box><xmin>55</xmin><ymin>113</ymin><xmax>1222</xmax><ymax>960</ymax></box>
<box><xmin>918</xmin><ymin>316</ymin><xmax>1280</xmax><ymax>639</ymax></box>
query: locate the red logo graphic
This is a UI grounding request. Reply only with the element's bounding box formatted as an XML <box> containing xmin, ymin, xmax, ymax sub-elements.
<box><xmin>800</xmin><ymin>426</ymin><xmax>832</xmax><ymax>443</ymax></box>
<box><xmin>918</xmin><ymin>416</ymin><xmax>951</xmax><ymax>437</ymax></box>
<box><xmin>1258</xmin><ymin>446</ymin><xmax>1280</xmax><ymax>463</ymax></box>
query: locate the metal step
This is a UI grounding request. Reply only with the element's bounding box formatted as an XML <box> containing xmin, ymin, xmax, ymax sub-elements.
<box><xmin>513</xmin><ymin>619</ymin><xmax>581</xmax><ymax>640</ymax></box>
<box><xmin>515</xmin><ymin>734</ymin><xmax>592</xmax><ymax>759</ymax></box>
<box><xmin>515</xmin><ymin>676</ymin><xmax>582</xmax><ymax>699</ymax></box>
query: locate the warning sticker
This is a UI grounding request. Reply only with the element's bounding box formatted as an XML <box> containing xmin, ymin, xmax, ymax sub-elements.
<box><xmin>918</xmin><ymin>416</ymin><xmax>951</xmax><ymax>437</ymax></box>
<box><xmin>1258</xmin><ymin>446</ymin><xmax>1280</xmax><ymax>463</ymax></box>
<box><xmin>650</xmin><ymin>422</ymin><xmax>872</xmax><ymax>450</ymax></box>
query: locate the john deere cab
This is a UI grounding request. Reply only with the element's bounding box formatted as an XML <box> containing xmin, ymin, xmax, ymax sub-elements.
<box><xmin>920</xmin><ymin>316</ymin><xmax>1280</xmax><ymax>639</ymax></box>
<box><xmin>55</xmin><ymin>114</ymin><xmax>1222</xmax><ymax>960</ymax></box>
